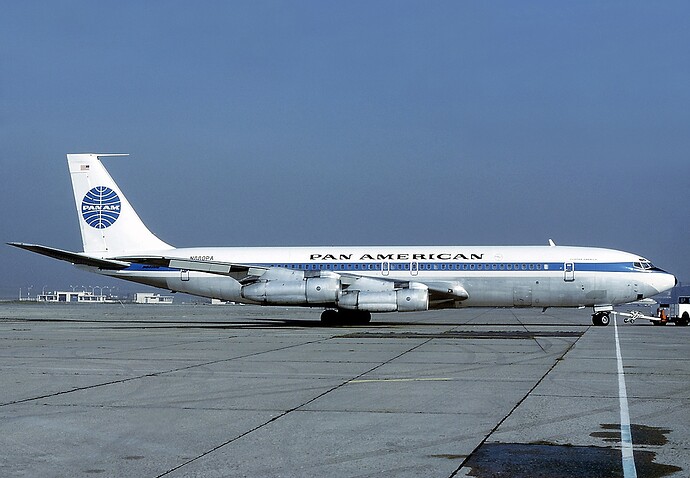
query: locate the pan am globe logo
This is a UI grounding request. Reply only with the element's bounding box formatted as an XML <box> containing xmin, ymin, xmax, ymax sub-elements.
<box><xmin>82</xmin><ymin>186</ymin><xmax>121</xmax><ymax>229</ymax></box>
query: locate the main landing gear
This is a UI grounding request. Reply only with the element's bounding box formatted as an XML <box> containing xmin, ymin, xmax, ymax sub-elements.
<box><xmin>592</xmin><ymin>311</ymin><xmax>611</xmax><ymax>326</ymax></box>
<box><xmin>320</xmin><ymin>309</ymin><xmax>372</xmax><ymax>326</ymax></box>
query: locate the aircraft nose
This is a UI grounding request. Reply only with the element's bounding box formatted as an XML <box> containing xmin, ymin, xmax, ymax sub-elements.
<box><xmin>643</xmin><ymin>269</ymin><xmax>676</xmax><ymax>297</ymax></box>
<box><xmin>655</xmin><ymin>270</ymin><xmax>677</xmax><ymax>294</ymax></box>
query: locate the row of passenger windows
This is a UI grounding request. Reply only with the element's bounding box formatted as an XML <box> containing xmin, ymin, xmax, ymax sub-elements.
<box><xmin>267</xmin><ymin>262</ymin><xmax>549</xmax><ymax>271</ymax></box>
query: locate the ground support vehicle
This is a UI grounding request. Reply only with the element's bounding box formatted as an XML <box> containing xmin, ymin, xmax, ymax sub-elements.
<box><xmin>619</xmin><ymin>297</ymin><xmax>690</xmax><ymax>326</ymax></box>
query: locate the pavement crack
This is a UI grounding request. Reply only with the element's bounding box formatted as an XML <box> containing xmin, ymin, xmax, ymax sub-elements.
<box><xmin>447</xmin><ymin>329</ymin><xmax>585</xmax><ymax>478</ymax></box>
<box><xmin>0</xmin><ymin>337</ymin><xmax>330</xmax><ymax>407</ymax></box>
<box><xmin>155</xmin><ymin>336</ymin><xmax>435</xmax><ymax>477</ymax></box>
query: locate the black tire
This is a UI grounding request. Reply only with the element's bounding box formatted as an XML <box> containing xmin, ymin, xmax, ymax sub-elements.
<box><xmin>340</xmin><ymin>310</ymin><xmax>372</xmax><ymax>325</ymax></box>
<box><xmin>354</xmin><ymin>311</ymin><xmax>372</xmax><ymax>325</ymax></box>
<box><xmin>320</xmin><ymin>309</ymin><xmax>372</xmax><ymax>326</ymax></box>
<box><xmin>600</xmin><ymin>313</ymin><xmax>610</xmax><ymax>326</ymax></box>
<box><xmin>592</xmin><ymin>312</ymin><xmax>610</xmax><ymax>326</ymax></box>
<box><xmin>678</xmin><ymin>312</ymin><xmax>690</xmax><ymax>326</ymax></box>
<box><xmin>320</xmin><ymin>309</ymin><xmax>340</xmax><ymax>326</ymax></box>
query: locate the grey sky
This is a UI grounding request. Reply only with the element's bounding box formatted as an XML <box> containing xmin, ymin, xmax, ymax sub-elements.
<box><xmin>1</xmin><ymin>1</ymin><xmax>689</xmax><ymax>299</ymax></box>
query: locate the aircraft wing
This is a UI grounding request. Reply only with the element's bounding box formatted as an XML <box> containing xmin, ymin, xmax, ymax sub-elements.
<box><xmin>119</xmin><ymin>256</ymin><xmax>470</xmax><ymax>302</ymax></box>
<box><xmin>7</xmin><ymin>243</ymin><xmax>131</xmax><ymax>270</ymax></box>
<box><xmin>116</xmin><ymin>256</ymin><xmax>268</xmax><ymax>282</ymax></box>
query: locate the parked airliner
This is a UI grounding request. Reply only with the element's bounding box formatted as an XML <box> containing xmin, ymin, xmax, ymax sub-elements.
<box><xmin>9</xmin><ymin>153</ymin><xmax>677</xmax><ymax>326</ymax></box>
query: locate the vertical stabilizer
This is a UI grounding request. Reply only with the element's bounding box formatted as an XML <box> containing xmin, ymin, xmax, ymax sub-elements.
<box><xmin>67</xmin><ymin>153</ymin><xmax>173</xmax><ymax>254</ymax></box>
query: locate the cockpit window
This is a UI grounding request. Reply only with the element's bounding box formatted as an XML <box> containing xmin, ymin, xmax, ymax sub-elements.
<box><xmin>633</xmin><ymin>259</ymin><xmax>653</xmax><ymax>270</ymax></box>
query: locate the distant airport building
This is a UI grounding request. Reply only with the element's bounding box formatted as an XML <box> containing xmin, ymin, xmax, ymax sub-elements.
<box><xmin>36</xmin><ymin>291</ymin><xmax>109</xmax><ymax>303</ymax></box>
<box><xmin>134</xmin><ymin>293</ymin><xmax>173</xmax><ymax>304</ymax></box>
<box><xmin>211</xmin><ymin>298</ymin><xmax>240</xmax><ymax>305</ymax></box>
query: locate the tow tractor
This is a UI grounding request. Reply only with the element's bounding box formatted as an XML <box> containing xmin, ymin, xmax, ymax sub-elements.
<box><xmin>618</xmin><ymin>296</ymin><xmax>690</xmax><ymax>326</ymax></box>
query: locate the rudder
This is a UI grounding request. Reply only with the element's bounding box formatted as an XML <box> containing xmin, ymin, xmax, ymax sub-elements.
<box><xmin>67</xmin><ymin>153</ymin><xmax>173</xmax><ymax>254</ymax></box>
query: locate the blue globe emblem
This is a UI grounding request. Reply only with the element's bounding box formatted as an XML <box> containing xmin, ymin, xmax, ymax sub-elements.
<box><xmin>82</xmin><ymin>186</ymin><xmax>121</xmax><ymax>229</ymax></box>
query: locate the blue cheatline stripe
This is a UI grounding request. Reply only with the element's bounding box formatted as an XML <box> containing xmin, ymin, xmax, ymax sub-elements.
<box><xmin>120</xmin><ymin>261</ymin><xmax>653</xmax><ymax>274</ymax></box>
<box><xmin>122</xmin><ymin>264</ymin><xmax>177</xmax><ymax>272</ymax></box>
<box><xmin>614</xmin><ymin>315</ymin><xmax>638</xmax><ymax>478</ymax></box>
<box><xmin>251</xmin><ymin>261</ymin><xmax>641</xmax><ymax>273</ymax></box>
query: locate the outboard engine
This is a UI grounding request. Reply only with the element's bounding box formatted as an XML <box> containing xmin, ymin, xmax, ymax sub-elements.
<box><xmin>339</xmin><ymin>288</ymin><xmax>428</xmax><ymax>312</ymax></box>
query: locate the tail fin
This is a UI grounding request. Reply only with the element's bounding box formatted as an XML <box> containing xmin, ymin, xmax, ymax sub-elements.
<box><xmin>67</xmin><ymin>153</ymin><xmax>173</xmax><ymax>254</ymax></box>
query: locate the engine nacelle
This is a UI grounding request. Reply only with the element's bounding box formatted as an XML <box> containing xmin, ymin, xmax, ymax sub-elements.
<box><xmin>338</xmin><ymin>288</ymin><xmax>428</xmax><ymax>312</ymax></box>
<box><xmin>241</xmin><ymin>277</ymin><xmax>340</xmax><ymax>305</ymax></box>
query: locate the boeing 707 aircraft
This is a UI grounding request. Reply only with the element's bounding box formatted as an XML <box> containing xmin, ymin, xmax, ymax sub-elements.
<box><xmin>10</xmin><ymin>153</ymin><xmax>677</xmax><ymax>326</ymax></box>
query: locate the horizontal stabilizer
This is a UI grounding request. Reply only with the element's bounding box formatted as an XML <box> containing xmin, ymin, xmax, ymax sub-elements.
<box><xmin>7</xmin><ymin>243</ymin><xmax>131</xmax><ymax>270</ymax></box>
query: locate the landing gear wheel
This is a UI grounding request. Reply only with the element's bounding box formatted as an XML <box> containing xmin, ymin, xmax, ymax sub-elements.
<box><xmin>339</xmin><ymin>310</ymin><xmax>372</xmax><ymax>325</ymax></box>
<box><xmin>600</xmin><ymin>313</ymin><xmax>610</xmax><ymax>326</ymax></box>
<box><xmin>352</xmin><ymin>311</ymin><xmax>372</xmax><ymax>325</ymax></box>
<box><xmin>320</xmin><ymin>309</ymin><xmax>372</xmax><ymax>326</ymax></box>
<box><xmin>592</xmin><ymin>312</ymin><xmax>611</xmax><ymax>326</ymax></box>
<box><xmin>320</xmin><ymin>309</ymin><xmax>340</xmax><ymax>326</ymax></box>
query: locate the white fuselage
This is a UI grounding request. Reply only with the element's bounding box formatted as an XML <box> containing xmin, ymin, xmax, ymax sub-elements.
<box><xmin>92</xmin><ymin>245</ymin><xmax>676</xmax><ymax>309</ymax></box>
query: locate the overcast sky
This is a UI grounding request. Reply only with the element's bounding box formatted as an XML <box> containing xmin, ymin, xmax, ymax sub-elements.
<box><xmin>1</xmin><ymin>1</ymin><xmax>689</xmax><ymax>299</ymax></box>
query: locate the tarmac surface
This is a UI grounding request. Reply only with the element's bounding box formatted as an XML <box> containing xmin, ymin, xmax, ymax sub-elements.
<box><xmin>0</xmin><ymin>303</ymin><xmax>688</xmax><ymax>478</ymax></box>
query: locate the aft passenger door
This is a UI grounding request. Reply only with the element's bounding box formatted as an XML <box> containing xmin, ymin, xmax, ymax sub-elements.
<box><xmin>564</xmin><ymin>262</ymin><xmax>574</xmax><ymax>282</ymax></box>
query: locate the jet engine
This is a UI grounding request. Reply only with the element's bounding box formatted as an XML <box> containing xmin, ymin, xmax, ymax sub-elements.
<box><xmin>338</xmin><ymin>288</ymin><xmax>428</xmax><ymax>312</ymax></box>
<box><xmin>241</xmin><ymin>277</ymin><xmax>340</xmax><ymax>305</ymax></box>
